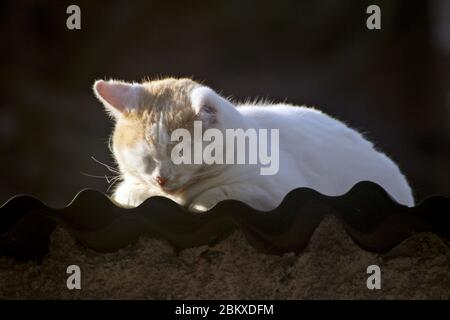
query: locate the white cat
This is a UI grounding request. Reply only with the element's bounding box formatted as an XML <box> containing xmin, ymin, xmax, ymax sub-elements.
<box><xmin>93</xmin><ymin>77</ymin><xmax>414</xmax><ymax>212</ymax></box>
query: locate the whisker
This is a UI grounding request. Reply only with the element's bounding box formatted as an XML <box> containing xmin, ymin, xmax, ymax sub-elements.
<box><xmin>106</xmin><ymin>176</ymin><xmax>121</xmax><ymax>192</ymax></box>
<box><xmin>81</xmin><ymin>155</ymin><xmax>123</xmax><ymax>195</ymax></box>
<box><xmin>90</xmin><ymin>156</ymin><xmax>120</xmax><ymax>174</ymax></box>
<box><xmin>80</xmin><ymin>171</ymin><xmax>117</xmax><ymax>179</ymax></box>
<box><xmin>191</xmin><ymin>166</ymin><xmax>225</xmax><ymax>179</ymax></box>
<box><xmin>80</xmin><ymin>171</ymin><xmax>120</xmax><ymax>184</ymax></box>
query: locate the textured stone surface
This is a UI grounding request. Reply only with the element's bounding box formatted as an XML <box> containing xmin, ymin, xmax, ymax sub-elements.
<box><xmin>1</xmin><ymin>216</ymin><xmax>449</xmax><ymax>299</ymax></box>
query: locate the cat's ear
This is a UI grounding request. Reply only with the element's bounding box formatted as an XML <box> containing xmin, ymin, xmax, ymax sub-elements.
<box><xmin>93</xmin><ymin>80</ymin><xmax>143</xmax><ymax>119</ymax></box>
<box><xmin>190</xmin><ymin>86</ymin><xmax>225</xmax><ymax>125</ymax></box>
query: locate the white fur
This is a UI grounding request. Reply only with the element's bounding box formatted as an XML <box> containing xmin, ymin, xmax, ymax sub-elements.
<box><xmin>111</xmin><ymin>85</ymin><xmax>414</xmax><ymax>211</ymax></box>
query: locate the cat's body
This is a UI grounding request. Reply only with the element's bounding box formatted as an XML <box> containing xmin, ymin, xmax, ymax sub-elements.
<box><xmin>93</xmin><ymin>78</ymin><xmax>414</xmax><ymax>211</ymax></box>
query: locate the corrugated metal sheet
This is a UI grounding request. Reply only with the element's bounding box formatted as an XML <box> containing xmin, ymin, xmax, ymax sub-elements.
<box><xmin>0</xmin><ymin>181</ymin><xmax>449</xmax><ymax>262</ymax></box>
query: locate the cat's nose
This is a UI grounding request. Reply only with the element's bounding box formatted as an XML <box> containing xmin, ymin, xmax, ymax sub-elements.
<box><xmin>155</xmin><ymin>175</ymin><xmax>168</xmax><ymax>187</ymax></box>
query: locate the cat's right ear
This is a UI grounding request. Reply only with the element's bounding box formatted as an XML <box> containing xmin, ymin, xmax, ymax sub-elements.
<box><xmin>93</xmin><ymin>80</ymin><xmax>143</xmax><ymax>119</ymax></box>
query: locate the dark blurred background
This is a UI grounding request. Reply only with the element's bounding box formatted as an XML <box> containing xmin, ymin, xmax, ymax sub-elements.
<box><xmin>1</xmin><ymin>0</ymin><xmax>449</xmax><ymax>207</ymax></box>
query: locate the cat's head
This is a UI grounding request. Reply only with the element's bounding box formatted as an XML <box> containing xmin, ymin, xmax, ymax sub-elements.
<box><xmin>93</xmin><ymin>77</ymin><xmax>237</xmax><ymax>193</ymax></box>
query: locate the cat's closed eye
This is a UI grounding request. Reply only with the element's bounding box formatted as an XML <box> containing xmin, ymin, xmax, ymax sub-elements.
<box><xmin>201</xmin><ymin>105</ymin><xmax>215</xmax><ymax>114</ymax></box>
<box><xmin>144</xmin><ymin>155</ymin><xmax>156</xmax><ymax>167</ymax></box>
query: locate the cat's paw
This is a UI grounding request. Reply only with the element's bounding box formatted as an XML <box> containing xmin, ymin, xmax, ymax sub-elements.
<box><xmin>188</xmin><ymin>188</ymin><xmax>228</xmax><ymax>213</ymax></box>
<box><xmin>188</xmin><ymin>203</ymin><xmax>209</xmax><ymax>213</ymax></box>
<box><xmin>112</xmin><ymin>190</ymin><xmax>145</xmax><ymax>208</ymax></box>
<box><xmin>112</xmin><ymin>181</ymin><xmax>153</xmax><ymax>208</ymax></box>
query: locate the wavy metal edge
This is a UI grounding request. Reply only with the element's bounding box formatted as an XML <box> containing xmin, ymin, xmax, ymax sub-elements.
<box><xmin>0</xmin><ymin>181</ymin><xmax>449</xmax><ymax>262</ymax></box>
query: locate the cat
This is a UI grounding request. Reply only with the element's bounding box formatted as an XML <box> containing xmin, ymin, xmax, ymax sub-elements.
<box><xmin>93</xmin><ymin>77</ymin><xmax>414</xmax><ymax>212</ymax></box>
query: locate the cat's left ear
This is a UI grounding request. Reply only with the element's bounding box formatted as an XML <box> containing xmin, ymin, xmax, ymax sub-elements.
<box><xmin>93</xmin><ymin>80</ymin><xmax>144</xmax><ymax>119</ymax></box>
<box><xmin>190</xmin><ymin>86</ymin><xmax>229</xmax><ymax>125</ymax></box>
